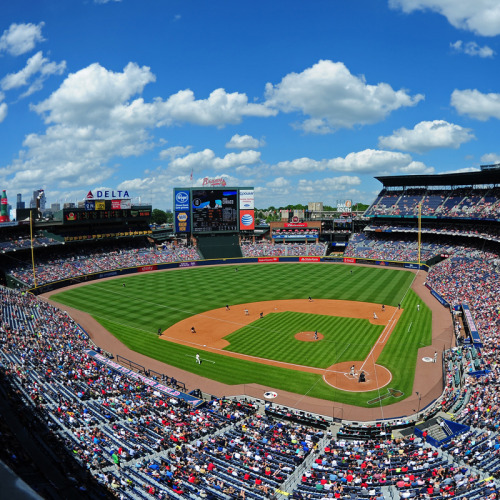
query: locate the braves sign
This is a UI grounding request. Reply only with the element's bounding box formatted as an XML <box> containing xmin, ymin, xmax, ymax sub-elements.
<box><xmin>202</xmin><ymin>177</ymin><xmax>226</xmax><ymax>187</ymax></box>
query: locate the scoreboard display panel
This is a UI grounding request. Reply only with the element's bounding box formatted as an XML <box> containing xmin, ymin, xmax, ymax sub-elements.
<box><xmin>191</xmin><ymin>189</ymin><xmax>238</xmax><ymax>232</ymax></box>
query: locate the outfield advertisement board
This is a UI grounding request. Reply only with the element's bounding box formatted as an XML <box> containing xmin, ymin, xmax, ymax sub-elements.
<box><xmin>404</xmin><ymin>263</ymin><xmax>420</xmax><ymax>269</ymax></box>
<box><xmin>239</xmin><ymin>209</ymin><xmax>255</xmax><ymax>230</ymax></box>
<box><xmin>138</xmin><ymin>265</ymin><xmax>157</xmax><ymax>272</ymax></box>
<box><xmin>175</xmin><ymin>211</ymin><xmax>190</xmax><ymax>233</ymax></box>
<box><xmin>343</xmin><ymin>257</ymin><xmax>356</xmax><ymax>263</ymax></box>
<box><xmin>174</xmin><ymin>190</ymin><xmax>190</xmax><ymax>211</ymax></box>
<box><xmin>239</xmin><ymin>189</ymin><xmax>254</xmax><ymax>209</ymax></box>
<box><xmin>179</xmin><ymin>261</ymin><xmax>197</xmax><ymax>267</ymax></box>
<box><xmin>258</xmin><ymin>257</ymin><xmax>279</xmax><ymax>262</ymax></box>
<box><xmin>299</xmin><ymin>256</ymin><xmax>320</xmax><ymax>262</ymax></box>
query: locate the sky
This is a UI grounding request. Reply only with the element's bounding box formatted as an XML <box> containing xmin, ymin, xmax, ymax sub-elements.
<box><xmin>1</xmin><ymin>0</ymin><xmax>500</xmax><ymax>212</ymax></box>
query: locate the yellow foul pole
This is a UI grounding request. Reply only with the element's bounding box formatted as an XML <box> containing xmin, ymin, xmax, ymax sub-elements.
<box><xmin>418</xmin><ymin>202</ymin><xmax>422</xmax><ymax>266</ymax></box>
<box><xmin>30</xmin><ymin>210</ymin><xmax>37</xmax><ymax>288</ymax></box>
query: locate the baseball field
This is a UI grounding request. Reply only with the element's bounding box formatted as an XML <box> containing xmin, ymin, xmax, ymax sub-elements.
<box><xmin>50</xmin><ymin>263</ymin><xmax>432</xmax><ymax>407</ymax></box>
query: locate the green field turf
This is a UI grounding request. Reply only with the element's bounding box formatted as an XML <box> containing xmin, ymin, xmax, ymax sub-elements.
<box><xmin>51</xmin><ymin>263</ymin><xmax>432</xmax><ymax>406</ymax></box>
<box><xmin>224</xmin><ymin>311</ymin><xmax>384</xmax><ymax>368</ymax></box>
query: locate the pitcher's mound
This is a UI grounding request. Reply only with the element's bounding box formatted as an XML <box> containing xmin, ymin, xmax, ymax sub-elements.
<box><xmin>295</xmin><ymin>331</ymin><xmax>324</xmax><ymax>342</ymax></box>
<box><xmin>323</xmin><ymin>361</ymin><xmax>392</xmax><ymax>392</ymax></box>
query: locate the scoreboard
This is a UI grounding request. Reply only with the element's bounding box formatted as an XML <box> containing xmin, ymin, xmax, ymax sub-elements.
<box><xmin>191</xmin><ymin>189</ymin><xmax>238</xmax><ymax>232</ymax></box>
<box><xmin>174</xmin><ymin>186</ymin><xmax>254</xmax><ymax>234</ymax></box>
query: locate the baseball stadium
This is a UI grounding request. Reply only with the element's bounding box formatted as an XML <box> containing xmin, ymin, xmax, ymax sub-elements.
<box><xmin>0</xmin><ymin>167</ymin><xmax>499</xmax><ymax>499</ymax></box>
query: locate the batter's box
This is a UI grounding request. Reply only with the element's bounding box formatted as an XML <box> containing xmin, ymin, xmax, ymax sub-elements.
<box><xmin>367</xmin><ymin>388</ymin><xmax>404</xmax><ymax>405</ymax></box>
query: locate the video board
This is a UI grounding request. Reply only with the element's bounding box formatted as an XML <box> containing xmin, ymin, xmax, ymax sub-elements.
<box><xmin>173</xmin><ymin>187</ymin><xmax>254</xmax><ymax>234</ymax></box>
<box><xmin>191</xmin><ymin>189</ymin><xmax>238</xmax><ymax>232</ymax></box>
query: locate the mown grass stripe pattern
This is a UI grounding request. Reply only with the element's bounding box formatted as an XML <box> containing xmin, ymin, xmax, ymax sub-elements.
<box><xmin>224</xmin><ymin>311</ymin><xmax>383</xmax><ymax>368</ymax></box>
<box><xmin>52</xmin><ymin>263</ymin><xmax>430</xmax><ymax>407</ymax></box>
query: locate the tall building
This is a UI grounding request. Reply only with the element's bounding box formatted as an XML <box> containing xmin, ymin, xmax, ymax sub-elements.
<box><xmin>16</xmin><ymin>193</ymin><xmax>25</xmax><ymax>209</ymax></box>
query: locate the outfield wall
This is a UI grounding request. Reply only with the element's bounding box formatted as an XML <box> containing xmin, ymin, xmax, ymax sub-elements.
<box><xmin>27</xmin><ymin>256</ymin><xmax>430</xmax><ymax>295</ymax></box>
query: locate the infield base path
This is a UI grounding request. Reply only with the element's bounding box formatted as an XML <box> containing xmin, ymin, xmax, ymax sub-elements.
<box><xmin>160</xmin><ymin>299</ymin><xmax>400</xmax><ymax>392</ymax></box>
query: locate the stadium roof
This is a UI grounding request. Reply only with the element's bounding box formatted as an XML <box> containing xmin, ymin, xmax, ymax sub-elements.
<box><xmin>375</xmin><ymin>169</ymin><xmax>500</xmax><ymax>188</ymax></box>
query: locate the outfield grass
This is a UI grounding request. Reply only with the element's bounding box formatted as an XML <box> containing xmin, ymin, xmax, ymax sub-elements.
<box><xmin>51</xmin><ymin>263</ymin><xmax>431</xmax><ymax>406</ymax></box>
<box><xmin>224</xmin><ymin>311</ymin><xmax>384</xmax><ymax>368</ymax></box>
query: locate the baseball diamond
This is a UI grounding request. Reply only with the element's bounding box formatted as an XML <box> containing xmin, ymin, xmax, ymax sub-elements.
<box><xmin>48</xmin><ymin>261</ymin><xmax>448</xmax><ymax>420</ymax></box>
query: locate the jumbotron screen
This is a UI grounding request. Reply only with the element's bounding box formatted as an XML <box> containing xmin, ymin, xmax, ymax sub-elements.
<box><xmin>191</xmin><ymin>189</ymin><xmax>238</xmax><ymax>232</ymax></box>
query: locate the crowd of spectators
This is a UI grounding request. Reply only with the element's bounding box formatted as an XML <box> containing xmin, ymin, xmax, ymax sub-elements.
<box><xmin>0</xmin><ymin>232</ymin><xmax>61</xmax><ymax>252</ymax></box>
<box><xmin>426</xmin><ymin>250</ymin><xmax>500</xmax><ymax>348</ymax></box>
<box><xmin>7</xmin><ymin>243</ymin><xmax>201</xmax><ymax>287</ymax></box>
<box><xmin>1</xmin><ymin>235</ymin><xmax>500</xmax><ymax>497</ymax></box>
<box><xmin>365</xmin><ymin>187</ymin><xmax>500</xmax><ymax>220</ymax></box>
<box><xmin>241</xmin><ymin>242</ymin><xmax>327</xmax><ymax>257</ymax></box>
<box><xmin>343</xmin><ymin>233</ymin><xmax>456</xmax><ymax>262</ymax></box>
<box><xmin>292</xmin><ymin>432</ymin><xmax>498</xmax><ymax>500</ymax></box>
<box><xmin>363</xmin><ymin>224</ymin><xmax>500</xmax><ymax>245</ymax></box>
<box><xmin>1</xmin><ymin>286</ymin><xmax>319</xmax><ymax>498</ymax></box>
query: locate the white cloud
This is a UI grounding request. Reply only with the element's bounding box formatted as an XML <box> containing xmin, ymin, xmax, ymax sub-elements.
<box><xmin>442</xmin><ymin>166</ymin><xmax>481</xmax><ymax>174</ymax></box>
<box><xmin>450</xmin><ymin>40</ymin><xmax>495</xmax><ymax>58</ymax></box>
<box><xmin>159</xmin><ymin>145</ymin><xmax>192</xmax><ymax>160</ymax></box>
<box><xmin>264</xmin><ymin>60</ymin><xmax>423</xmax><ymax>133</ymax></box>
<box><xmin>159</xmin><ymin>88</ymin><xmax>276</xmax><ymax>127</ymax></box>
<box><xmin>480</xmin><ymin>152</ymin><xmax>500</xmax><ymax>165</ymax></box>
<box><xmin>226</xmin><ymin>134</ymin><xmax>264</xmax><ymax>149</ymax></box>
<box><xmin>274</xmin><ymin>149</ymin><xmax>434</xmax><ymax>175</ymax></box>
<box><xmin>32</xmin><ymin>62</ymin><xmax>156</xmax><ymax>125</ymax></box>
<box><xmin>0</xmin><ymin>22</ymin><xmax>45</xmax><ymax>56</ymax></box>
<box><xmin>451</xmin><ymin>89</ymin><xmax>500</xmax><ymax>120</ymax></box>
<box><xmin>266</xmin><ymin>177</ymin><xmax>291</xmax><ymax>188</ymax></box>
<box><xmin>389</xmin><ymin>0</ymin><xmax>500</xmax><ymax>37</ymax></box>
<box><xmin>378</xmin><ymin>120</ymin><xmax>475</xmax><ymax>153</ymax></box>
<box><xmin>0</xmin><ymin>101</ymin><xmax>7</xmax><ymax>123</ymax></box>
<box><xmin>94</xmin><ymin>0</ymin><xmax>122</xmax><ymax>3</ymax></box>
<box><xmin>169</xmin><ymin>149</ymin><xmax>261</xmax><ymax>173</ymax></box>
<box><xmin>1</xmin><ymin>51</ymin><xmax>66</xmax><ymax>98</ymax></box>
<box><xmin>4</xmin><ymin>61</ymin><xmax>280</xmax><ymax>197</ymax></box>
<box><xmin>297</xmin><ymin>176</ymin><xmax>361</xmax><ymax>194</ymax></box>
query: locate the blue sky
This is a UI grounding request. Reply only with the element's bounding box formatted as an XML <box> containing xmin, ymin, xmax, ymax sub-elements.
<box><xmin>1</xmin><ymin>0</ymin><xmax>500</xmax><ymax>212</ymax></box>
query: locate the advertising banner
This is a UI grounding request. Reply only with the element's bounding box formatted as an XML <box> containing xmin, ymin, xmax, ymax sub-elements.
<box><xmin>175</xmin><ymin>211</ymin><xmax>190</xmax><ymax>233</ymax></box>
<box><xmin>299</xmin><ymin>256</ymin><xmax>320</xmax><ymax>262</ymax></box>
<box><xmin>179</xmin><ymin>261</ymin><xmax>197</xmax><ymax>268</ymax></box>
<box><xmin>258</xmin><ymin>257</ymin><xmax>279</xmax><ymax>262</ymax></box>
<box><xmin>95</xmin><ymin>201</ymin><xmax>105</xmax><ymax>210</ymax></box>
<box><xmin>84</xmin><ymin>349</ymin><xmax>202</xmax><ymax>405</ymax></box>
<box><xmin>239</xmin><ymin>209</ymin><xmax>255</xmax><ymax>230</ymax></box>
<box><xmin>138</xmin><ymin>265</ymin><xmax>157</xmax><ymax>273</ymax></box>
<box><xmin>404</xmin><ymin>263</ymin><xmax>420</xmax><ymax>269</ymax></box>
<box><xmin>120</xmin><ymin>199</ymin><xmax>131</xmax><ymax>209</ymax></box>
<box><xmin>239</xmin><ymin>189</ymin><xmax>254</xmax><ymax>209</ymax></box>
<box><xmin>343</xmin><ymin>257</ymin><xmax>356</xmax><ymax>263</ymax></box>
<box><xmin>84</xmin><ymin>200</ymin><xmax>95</xmax><ymax>211</ymax></box>
<box><xmin>284</xmin><ymin>222</ymin><xmax>308</xmax><ymax>227</ymax></box>
<box><xmin>111</xmin><ymin>200</ymin><xmax>121</xmax><ymax>210</ymax></box>
<box><xmin>430</xmin><ymin>289</ymin><xmax>450</xmax><ymax>308</ymax></box>
<box><xmin>174</xmin><ymin>190</ymin><xmax>190</xmax><ymax>211</ymax></box>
